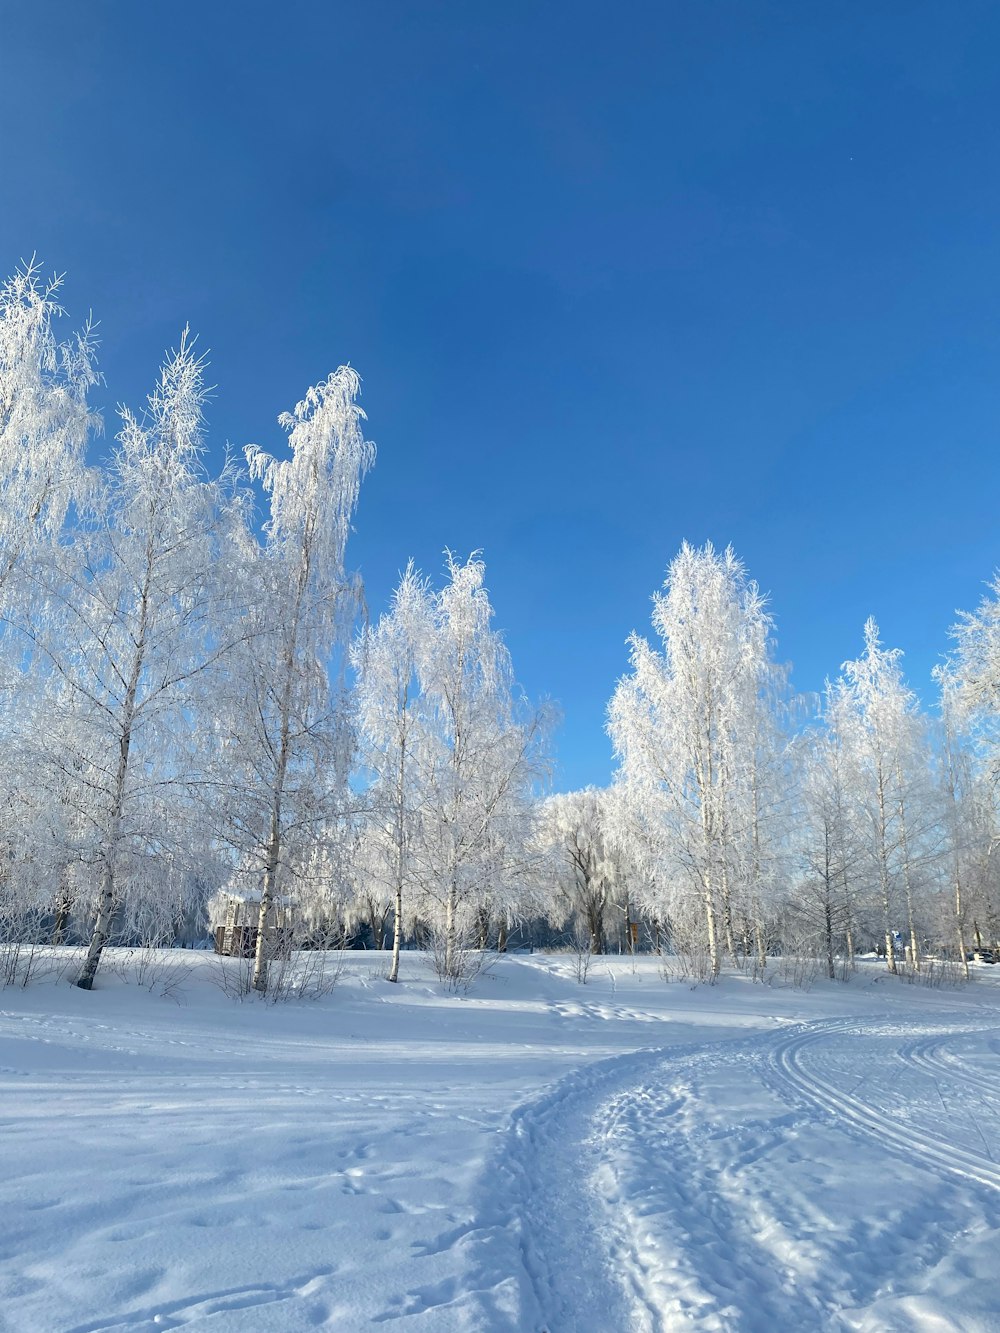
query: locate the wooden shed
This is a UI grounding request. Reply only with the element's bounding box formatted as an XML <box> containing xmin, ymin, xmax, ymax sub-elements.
<box><xmin>212</xmin><ymin>889</ymin><xmax>294</xmax><ymax>958</ymax></box>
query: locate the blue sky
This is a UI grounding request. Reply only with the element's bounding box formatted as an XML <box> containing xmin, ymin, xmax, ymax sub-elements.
<box><xmin>3</xmin><ymin>1</ymin><xmax>999</xmax><ymax>789</ymax></box>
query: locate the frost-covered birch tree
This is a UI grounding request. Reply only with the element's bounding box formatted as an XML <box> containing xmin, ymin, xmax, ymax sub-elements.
<box><xmin>351</xmin><ymin>563</ymin><xmax>432</xmax><ymax>981</ymax></box>
<box><xmin>934</xmin><ymin>665</ymin><xmax>997</xmax><ymax>971</ymax></box>
<box><xmin>940</xmin><ymin>579</ymin><xmax>1000</xmax><ymax>957</ymax></box>
<box><xmin>406</xmin><ymin>554</ymin><xmax>549</xmax><ymax>977</ymax></box>
<box><xmin>791</xmin><ymin>698</ymin><xmax>864</xmax><ymax>978</ymax></box>
<box><xmin>608</xmin><ymin>542</ymin><xmax>783</xmax><ymax>978</ymax></box>
<box><xmin>220</xmin><ymin>367</ymin><xmax>374</xmax><ymax>993</ymax></box>
<box><xmin>0</xmin><ymin>262</ymin><xmax>98</xmax><ymax>947</ymax></box>
<box><xmin>20</xmin><ymin>333</ymin><xmax>244</xmax><ymax>987</ymax></box>
<box><xmin>835</xmin><ymin>620</ymin><xmax>935</xmax><ymax>973</ymax></box>
<box><xmin>729</xmin><ymin>661</ymin><xmax>795</xmax><ymax>969</ymax></box>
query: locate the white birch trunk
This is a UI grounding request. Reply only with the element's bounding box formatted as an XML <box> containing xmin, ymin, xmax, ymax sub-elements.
<box><xmin>76</xmin><ymin>543</ymin><xmax>153</xmax><ymax>990</ymax></box>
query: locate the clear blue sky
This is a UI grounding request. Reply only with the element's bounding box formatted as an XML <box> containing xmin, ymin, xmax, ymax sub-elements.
<box><xmin>3</xmin><ymin>1</ymin><xmax>999</xmax><ymax>789</ymax></box>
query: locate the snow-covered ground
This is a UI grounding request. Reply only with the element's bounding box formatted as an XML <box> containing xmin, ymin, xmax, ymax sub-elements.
<box><xmin>2</xmin><ymin>952</ymin><xmax>999</xmax><ymax>1332</ymax></box>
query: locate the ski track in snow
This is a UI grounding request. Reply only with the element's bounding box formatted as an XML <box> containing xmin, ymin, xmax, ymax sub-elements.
<box><xmin>769</xmin><ymin>1018</ymin><xmax>1000</xmax><ymax>1192</ymax></box>
<box><xmin>467</xmin><ymin>1011</ymin><xmax>1000</xmax><ymax>1333</ymax></box>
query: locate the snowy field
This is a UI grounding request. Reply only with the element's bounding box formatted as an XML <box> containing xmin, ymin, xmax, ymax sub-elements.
<box><xmin>2</xmin><ymin>953</ymin><xmax>1000</xmax><ymax>1333</ymax></box>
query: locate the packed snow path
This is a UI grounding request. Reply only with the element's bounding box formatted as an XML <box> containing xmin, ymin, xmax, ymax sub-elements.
<box><xmin>2</xmin><ymin>955</ymin><xmax>1000</xmax><ymax>1331</ymax></box>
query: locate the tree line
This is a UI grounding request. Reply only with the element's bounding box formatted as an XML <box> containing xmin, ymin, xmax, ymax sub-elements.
<box><xmin>1</xmin><ymin>262</ymin><xmax>999</xmax><ymax>993</ymax></box>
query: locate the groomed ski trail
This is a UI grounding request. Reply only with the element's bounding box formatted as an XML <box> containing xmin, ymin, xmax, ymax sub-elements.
<box><xmin>465</xmin><ymin>1014</ymin><xmax>1000</xmax><ymax>1333</ymax></box>
<box><xmin>767</xmin><ymin>1017</ymin><xmax>1000</xmax><ymax>1192</ymax></box>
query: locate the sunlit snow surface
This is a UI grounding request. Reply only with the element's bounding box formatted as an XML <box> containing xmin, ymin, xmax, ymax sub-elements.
<box><xmin>2</xmin><ymin>953</ymin><xmax>1000</xmax><ymax>1332</ymax></box>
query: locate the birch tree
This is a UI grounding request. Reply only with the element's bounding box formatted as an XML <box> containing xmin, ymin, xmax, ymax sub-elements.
<box><xmin>19</xmin><ymin>333</ymin><xmax>243</xmax><ymax>987</ymax></box>
<box><xmin>791</xmin><ymin>705</ymin><xmax>864</xmax><ymax>978</ymax></box>
<box><xmin>942</xmin><ymin>579</ymin><xmax>1000</xmax><ymax>957</ymax></box>
<box><xmin>730</xmin><ymin>662</ymin><xmax>795</xmax><ymax>969</ymax></box>
<box><xmin>351</xmin><ymin>564</ymin><xmax>432</xmax><ymax>980</ymax></box>
<box><xmin>407</xmin><ymin>554</ymin><xmax>550</xmax><ymax>977</ymax></box>
<box><xmin>835</xmin><ymin>620</ymin><xmax>934</xmax><ymax>973</ymax></box>
<box><xmin>608</xmin><ymin>542</ymin><xmax>781</xmax><ymax>978</ymax></box>
<box><xmin>934</xmin><ymin>666</ymin><xmax>997</xmax><ymax>973</ymax></box>
<box><xmin>0</xmin><ymin>262</ymin><xmax>99</xmax><ymax>949</ymax></box>
<box><xmin>222</xmin><ymin>366</ymin><xmax>374</xmax><ymax>993</ymax></box>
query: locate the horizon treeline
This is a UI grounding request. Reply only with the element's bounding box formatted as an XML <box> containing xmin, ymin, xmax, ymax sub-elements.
<box><xmin>2</xmin><ymin>262</ymin><xmax>1000</xmax><ymax>995</ymax></box>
